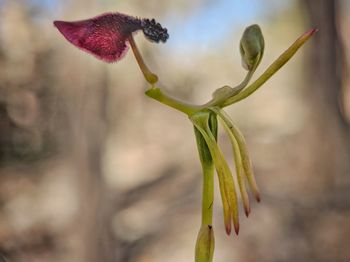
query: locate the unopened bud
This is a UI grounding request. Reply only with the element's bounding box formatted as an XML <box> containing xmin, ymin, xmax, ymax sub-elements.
<box><xmin>240</xmin><ymin>24</ymin><xmax>264</xmax><ymax>70</ymax></box>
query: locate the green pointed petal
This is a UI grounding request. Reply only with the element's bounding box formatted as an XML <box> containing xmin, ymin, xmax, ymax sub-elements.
<box><xmin>191</xmin><ymin>112</ymin><xmax>239</xmax><ymax>235</ymax></box>
<box><xmin>218</xmin><ymin>116</ymin><xmax>251</xmax><ymax>216</ymax></box>
<box><xmin>210</xmin><ymin>107</ymin><xmax>260</xmax><ymax>202</ymax></box>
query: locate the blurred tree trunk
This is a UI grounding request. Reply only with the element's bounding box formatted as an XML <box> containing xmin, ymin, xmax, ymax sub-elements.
<box><xmin>303</xmin><ymin>0</ymin><xmax>350</xmax><ymax>188</ymax></box>
<box><xmin>293</xmin><ymin>0</ymin><xmax>350</xmax><ymax>260</ymax></box>
<box><xmin>70</xmin><ymin>83</ymin><xmax>120</xmax><ymax>262</ymax></box>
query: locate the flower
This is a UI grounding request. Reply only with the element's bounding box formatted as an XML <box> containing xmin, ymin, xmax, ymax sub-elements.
<box><xmin>54</xmin><ymin>12</ymin><xmax>169</xmax><ymax>63</ymax></box>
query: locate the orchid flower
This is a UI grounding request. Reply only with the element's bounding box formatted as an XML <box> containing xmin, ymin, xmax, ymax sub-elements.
<box><xmin>54</xmin><ymin>12</ymin><xmax>316</xmax><ymax>262</ymax></box>
<box><xmin>54</xmin><ymin>12</ymin><xmax>168</xmax><ymax>84</ymax></box>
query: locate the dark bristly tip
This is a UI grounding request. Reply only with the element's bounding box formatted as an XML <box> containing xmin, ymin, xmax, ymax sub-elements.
<box><xmin>141</xmin><ymin>18</ymin><xmax>169</xmax><ymax>43</ymax></box>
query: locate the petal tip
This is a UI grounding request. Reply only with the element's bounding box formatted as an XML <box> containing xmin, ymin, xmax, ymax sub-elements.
<box><xmin>225</xmin><ymin>223</ymin><xmax>232</xmax><ymax>235</ymax></box>
<box><xmin>244</xmin><ymin>206</ymin><xmax>251</xmax><ymax>217</ymax></box>
<box><xmin>234</xmin><ymin>222</ymin><xmax>240</xmax><ymax>235</ymax></box>
<box><xmin>256</xmin><ymin>194</ymin><xmax>261</xmax><ymax>202</ymax></box>
<box><xmin>306</xmin><ymin>28</ymin><xmax>318</xmax><ymax>36</ymax></box>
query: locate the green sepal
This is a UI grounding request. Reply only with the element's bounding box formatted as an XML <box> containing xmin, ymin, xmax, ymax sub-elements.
<box><xmin>194</xmin><ymin>113</ymin><xmax>218</xmax><ymax>165</ymax></box>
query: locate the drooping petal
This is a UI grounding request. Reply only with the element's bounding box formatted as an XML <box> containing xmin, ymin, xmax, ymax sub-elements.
<box><xmin>191</xmin><ymin>112</ymin><xmax>239</xmax><ymax>235</ymax></box>
<box><xmin>212</xmin><ymin>107</ymin><xmax>261</xmax><ymax>202</ymax></box>
<box><xmin>54</xmin><ymin>13</ymin><xmax>143</xmax><ymax>62</ymax></box>
<box><xmin>217</xmin><ymin>113</ymin><xmax>251</xmax><ymax>216</ymax></box>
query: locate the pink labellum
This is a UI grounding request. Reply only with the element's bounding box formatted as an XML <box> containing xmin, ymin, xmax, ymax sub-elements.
<box><xmin>54</xmin><ymin>13</ymin><xmax>142</xmax><ymax>63</ymax></box>
<box><xmin>54</xmin><ymin>12</ymin><xmax>169</xmax><ymax>63</ymax></box>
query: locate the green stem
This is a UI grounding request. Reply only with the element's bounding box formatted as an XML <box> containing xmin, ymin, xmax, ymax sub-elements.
<box><xmin>194</xmin><ymin>113</ymin><xmax>217</xmax><ymax>262</ymax></box>
<box><xmin>194</xmin><ymin>113</ymin><xmax>217</xmax><ymax>225</ymax></box>
<box><xmin>145</xmin><ymin>87</ymin><xmax>201</xmax><ymax>115</ymax></box>
<box><xmin>129</xmin><ymin>35</ymin><xmax>158</xmax><ymax>84</ymax></box>
<box><xmin>202</xmin><ymin>70</ymin><xmax>252</xmax><ymax>107</ymax></box>
<box><xmin>201</xmin><ymin>161</ymin><xmax>214</xmax><ymax>225</ymax></box>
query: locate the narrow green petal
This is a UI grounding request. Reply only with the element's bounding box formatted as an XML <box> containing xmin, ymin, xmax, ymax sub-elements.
<box><xmin>218</xmin><ymin>116</ymin><xmax>251</xmax><ymax>216</ymax></box>
<box><xmin>191</xmin><ymin>112</ymin><xmax>239</xmax><ymax>235</ymax></box>
<box><xmin>210</xmin><ymin>107</ymin><xmax>260</xmax><ymax>202</ymax></box>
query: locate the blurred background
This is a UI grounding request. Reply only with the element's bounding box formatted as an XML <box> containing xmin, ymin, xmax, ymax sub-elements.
<box><xmin>0</xmin><ymin>0</ymin><xmax>349</xmax><ymax>261</ymax></box>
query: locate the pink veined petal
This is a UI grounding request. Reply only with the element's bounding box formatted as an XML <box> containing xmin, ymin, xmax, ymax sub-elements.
<box><xmin>54</xmin><ymin>13</ymin><xmax>142</xmax><ymax>63</ymax></box>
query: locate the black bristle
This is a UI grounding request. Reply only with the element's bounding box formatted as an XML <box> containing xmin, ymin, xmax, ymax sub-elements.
<box><xmin>141</xmin><ymin>18</ymin><xmax>169</xmax><ymax>43</ymax></box>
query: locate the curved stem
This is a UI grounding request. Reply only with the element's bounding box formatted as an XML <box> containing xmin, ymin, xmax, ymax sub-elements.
<box><xmin>129</xmin><ymin>35</ymin><xmax>158</xmax><ymax>84</ymax></box>
<box><xmin>145</xmin><ymin>87</ymin><xmax>201</xmax><ymax>115</ymax></box>
<box><xmin>203</xmin><ymin>68</ymin><xmax>255</xmax><ymax>108</ymax></box>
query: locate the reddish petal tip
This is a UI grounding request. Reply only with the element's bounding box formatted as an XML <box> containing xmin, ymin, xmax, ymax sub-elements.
<box><xmin>245</xmin><ymin>206</ymin><xmax>251</xmax><ymax>217</ymax></box>
<box><xmin>304</xmin><ymin>28</ymin><xmax>318</xmax><ymax>38</ymax></box>
<box><xmin>225</xmin><ymin>223</ymin><xmax>232</xmax><ymax>235</ymax></box>
<box><xmin>255</xmin><ymin>193</ymin><xmax>261</xmax><ymax>203</ymax></box>
<box><xmin>234</xmin><ymin>222</ymin><xmax>240</xmax><ymax>235</ymax></box>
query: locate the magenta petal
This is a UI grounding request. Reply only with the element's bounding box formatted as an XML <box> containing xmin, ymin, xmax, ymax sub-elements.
<box><xmin>54</xmin><ymin>13</ymin><xmax>142</xmax><ymax>63</ymax></box>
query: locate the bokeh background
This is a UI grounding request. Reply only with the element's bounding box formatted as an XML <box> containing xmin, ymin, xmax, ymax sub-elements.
<box><xmin>0</xmin><ymin>0</ymin><xmax>350</xmax><ymax>261</ymax></box>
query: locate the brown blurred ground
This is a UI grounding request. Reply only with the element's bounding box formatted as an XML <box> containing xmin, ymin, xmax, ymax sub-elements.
<box><xmin>0</xmin><ymin>0</ymin><xmax>349</xmax><ymax>261</ymax></box>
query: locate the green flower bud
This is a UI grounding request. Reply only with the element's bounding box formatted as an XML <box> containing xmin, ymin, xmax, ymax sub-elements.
<box><xmin>195</xmin><ymin>225</ymin><xmax>215</xmax><ymax>262</ymax></box>
<box><xmin>240</xmin><ymin>24</ymin><xmax>265</xmax><ymax>71</ymax></box>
